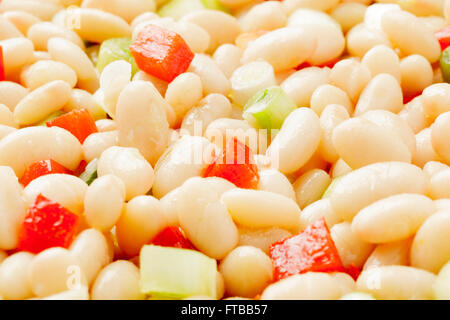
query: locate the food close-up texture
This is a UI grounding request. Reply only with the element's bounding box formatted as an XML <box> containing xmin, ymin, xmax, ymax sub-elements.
<box><xmin>0</xmin><ymin>0</ymin><xmax>449</xmax><ymax>301</ymax></box>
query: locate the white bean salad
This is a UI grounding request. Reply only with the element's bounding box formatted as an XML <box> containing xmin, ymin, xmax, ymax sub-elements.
<box><xmin>0</xmin><ymin>0</ymin><xmax>449</xmax><ymax>301</ymax></box>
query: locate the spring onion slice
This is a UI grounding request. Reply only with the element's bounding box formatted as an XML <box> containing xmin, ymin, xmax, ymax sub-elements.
<box><xmin>79</xmin><ymin>159</ymin><xmax>98</xmax><ymax>186</ymax></box>
<box><xmin>97</xmin><ymin>38</ymin><xmax>138</xmax><ymax>76</ymax></box>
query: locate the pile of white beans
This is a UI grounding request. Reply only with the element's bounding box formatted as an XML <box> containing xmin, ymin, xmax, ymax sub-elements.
<box><xmin>0</xmin><ymin>0</ymin><xmax>449</xmax><ymax>301</ymax></box>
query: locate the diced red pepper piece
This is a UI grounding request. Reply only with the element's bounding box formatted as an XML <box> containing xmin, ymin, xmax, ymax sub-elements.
<box><xmin>436</xmin><ymin>26</ymin><xmax>450</xmax><ymax>51</ymax></box>
<box><xmin>46</xmin><ymin>108</ymin><xmax>98</xmax><ymax>143</ymax></box>
<box><xmin>203</xmin><ymin>138</ymin><xmax>259</xmax><ymax>189</ymax></box>
<box><xmin>152</xmin><ymin>226</ymin><xmax>195</xmax><ymax>250</ymax></box>
<box><xmin>344</xmin><ymin>264</ymin><xmax>361</xmax><ymax>281</ymax></box>
<box><xmin>0</xmin><ymin>45</ymin><xmax>4</xmax><ymax>81</ymax></box>
<box><xmin>72</xmin><ymin>160</ymin><xmax>88</xmax><ymax>177</ymax></box>
<box><xmin>19</xmin><ymin>159</ymin><xmax>72</xmax><ymax>187</ymax></box>
<box><xmin>270</xmin><ymin>217</ymin><xmax>344</xmax><ymax>281</ymax></box>
<box><xmin>17</xmin><ymin>194</ymin><xmax>79</xmax><ymax>254</ymax></box>
<box><xmin>294</xmin><ymin>58</ymin><xmax>339</xmax><ymax>71</ymax></box>
<box><xmin>130</xmin><ymin>24</ymin><xmax>194</xmax><ymax>82</ymax></box>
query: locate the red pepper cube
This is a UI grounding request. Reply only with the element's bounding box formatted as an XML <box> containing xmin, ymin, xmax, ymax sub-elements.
<box><xmin>203</xmin><ymin>138</ymin><xmax>260</xmax><ymax>189</ymax></box>
<box><xmin>18</xmin><ymin>194</ymin><xmax>79</xmax><ymax>254</ymax></box>
<box><xmin>436</xmin><ymin>26</ymin><xmax>450</xmax><ymax>51</ymax></box>
<box><xmin>270</xmin><ymin>217</ymin><xmax>343</xmax><ymax>281</ymax></box>
<box><xmin>152</xmin><ymin>226</ymin><xmax>195</xmax><ymax>250</ymax></box>
<box><xmin>46</xmin><ymin>108</ymin><xmax>98</xmax><ymax>143</ymax></box>
<box><xmin>0</xmin><ymin>45</ymin><xmax>4</xmax><ymax>81</ymax></box>
<box><xmin>130</xmin><ymin>24</ymin><xmax>194</xmax><ymax>82</ymax></box>
<box><xmin>19</xmin><ymin>159</ymin><xmax>72</xmax><ymax>187</ymax></box>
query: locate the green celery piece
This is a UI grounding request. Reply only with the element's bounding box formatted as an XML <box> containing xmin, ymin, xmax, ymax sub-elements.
<box><xmin>158</xmin><ymin>0</ymin><xmax>229</xmax><ymax>20</ymax></box>
<box><xmin>79</xmin><ymin>159</ymin><xmax>98</xmax><ymax>186</ymax></box>
<box><xmin>441</xmin><ymin>47</ymin><xmax>450</xmax><ymax>83</ymax></box>
<box><xmin>140</xmin><ymin>245</ymin><xmax>217</xmax><ymax>299</ymax></box>
<box><xmin>243</xmin><ymin>86</ymin><xmax>297</xmax><ymax>130</ymax></box>
<box><xmin>96</xmin><ymin>38</ymin><xmax>138</xmax><ymax>76</ymax></box>
<box><xmin>37</xmin><ymin>111</ymin><xmax>65</xmax><ymax>126</ymax></box>
<box><xmin>321</xmin><ymin>175</ymin><xmax>345</xmax><ymax>199</ymax></box>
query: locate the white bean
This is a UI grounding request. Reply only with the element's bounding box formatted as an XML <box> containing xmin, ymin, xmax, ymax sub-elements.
<box><xmin>361</xmin><ymin>45</ymin><xmax>401</xmax><ymax>82</ymax></box>
<box><xmin>299</xmin><ymin>198</ymin><xmax>342</xmax><ymax>231</ymax></box>
<box><xmin>27</xmin><ymin>21</ymin><xmax>84</xmax><ymax>51</ymax></box>
<box><xmin>0</xmin><ymin>82</ymin><xmax>28</xmax><ymax>111</ymax></box>
<box><xmin>21</xmin><ymin>60</ymin><xmax>78</xmax><ymax>90</ymax></box>
<box><xmin>0</xmin><ymin>252</ymin><xmax>34</xmax><ymax>300</ymax></box>
<box><xmin>258</xmin><ymin>169</ymin><xmax>296</xmax><ymax>201</ymax></box>
<box><xmin>188</xmin><ymin>54</ymin><xmax>231</xmax><ymax>96</ymax></box>
<box><xmin>364</xmin><ymin>238</ymin><xmax>412</xmax><ymax>270</ymax></box>
<box><xmin>82</xmin><ymin>131</ymin><xmax>118</xmax><ymax>163</ymax></box>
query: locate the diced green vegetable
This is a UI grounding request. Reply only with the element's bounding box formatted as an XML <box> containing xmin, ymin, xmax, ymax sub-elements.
<box><xmin>321</xmin><ymin>175</ymin><xmax>345</xmax><ymax>199</ymax></box>
<box><xmin>37</xmin><ymin>111</ymin><xmax>65</xmax><ymax>126</ymax></box>
<box><xmin>79</xmin><ymin>159</ymin><xmax>98</xmax><ymax>186</ymax></box>
<box><xmin>441</xmin><ymin>47</ymin><xmax>450</xmax><ymax>83</ymax></box>
<box><xmin>243</xmin><ymin>86</ymin><xmax>297</xmax><ymax>130</ymax></box>
<box><xmin>140</xmin><ymin>245</ymin><xmax>217</xmax><ymax>299</ymax></box>
<box><xmin>97</xmin><ymin>38</ymin><xmax>138</xmax><ymax>76</ymax></box>
<box><xmin>158</xmin><ymin>0</ymin><xmax>229</xmax><ymax>20</ymax></box>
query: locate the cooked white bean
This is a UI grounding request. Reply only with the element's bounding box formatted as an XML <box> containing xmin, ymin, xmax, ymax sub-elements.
<box><xmin>116</xmin><ymin>81</ymin><xmax>170</xmax><ymax>166</ymax></box>
<box><xmin>188</xmin><ymin>54</ymin><xmax>230</xmax><ymax>96</ymax></box>
<box><xmin>182</xmin><ymin>94</ymin><xmax>232</xmax><ymax>135</ymax></box>
<box><xmin>300</xmin><ymin>198</ymin><xmax>342</xmax><ymax>231</ymax></box>
<box><xmin>328</xmin><ymin>59</ymin><xmax>372</xmax><ymax>103</ymax></box>
<box><xmin>0</xmin><ymin>167</ymin><xmax>26</xmax><ymax>251</ymax></box>
<box><xmin>181</xmin><ymin>10</ymin><xmax>241</xmax><ymax>52</ymax></box>
<box><xmin>429</xmin><ymin>169</ymin><xmax>450</xmax><ymax>199</ymax></box>
<box><xmin>258</xmin><ymin>169</ymin><xmax>296</xmax><ymax>201</ymax></box>
<box><xmin>0</xmin><ymin>0</ymin><xmax>62</xmax><ymax>21</ymax></box>
<box><xmin>27</xmin><ymin>21</ymin><xmax>84</xmax><ymax>51</ymax></box>
<box><xmin>331</xmin><ymin>272</ymin><xmax>356</xmax><ymax>296</ymax></box>
<box><xmin>238</xmin><ymin>227</ymin><xmax>292</xmax><ymax>255</ymax></box>
<box><xmin>331</xmin><ymin>222</ymin><xmax>374</xmax><ymax>268</ymax></box>
<box><xmin>176</xmin><ymin>177</ymin><xmax>239</xmax><ymax>259</ymax></box>
<box><xmin>400</xmin><ymin>55</ymin><xmax>434</xmax><ymax>97</ymax></box>
<box><xmin>293</xmin><ymin>169</ymin><xmax>331</xmax><ymax>209</ymax></box>
<box><xmin>311</xmin><ymin>84</ymin><xmax>353</xmax><ymax>116</ymax></box>
<box><xmin>354</xmin><ymin>74</ymin><xmax>403</xmax><ymax>116</ymax></box>
<box><xmin>352</xmin><ymin>194</ymin><xmax>434</xmax><ymax>244</ymax></box>
<box><xmin>346</xmin><ymin>23</ymin><xmax>392</xmax><ymax>58</ymax></box>
<box><xmin>82</xmin><ymin>0</ymin><xmax>156</xmax><ymax>23</ymax></box>
<box><xmin>283</xmin><ymin>0</ymin><xmax>339</xmax><ymax>13</ymax></box>
<box><xmin>381</xmin><ymin>10</ymin><xmax>441</xmax><ymax>63</ymax></box>
<box><xmin>266</xmin><ymin>108</ymin><xmax>321</xmax><ymax>174</ymax></box>
<box><xmin>319</xmin><ymin>104</ymin><xmax>350</xmax><ymax>163</ymax></box>
<box><xmin>213</xmin><ymin>44</ymin><xmax>242</xmax><ymax>78</ymax></box>
<box><xmin>281</xmin><ymin>67</ymin><xmax>330</xmax><ymax>107</ymax></box>
<box><xmin>421</xmin><ymin>83</ymin><xmax>450</xmax><ymax>121</ymax></box>
<box><xmin>95</xmin><ymin>119</ymin><xmax>116</xmax><ymax>132</ymax></box>
<box><xmin>97</xmin><ymin>146</ymin><xmax>154</xmax><ymax>201</ymax></box>
<box><xmin>0</xmin><ymin>127</ymin><xmax>83</xmax><ymax>177</ymax></box>
<box><xmin>328</xmin><ymin>162</ymin><xmax>427</xmax><ymax>221</ymax></box>
<box><xmin>413</xmin><ymin>128</ymin><xmax>439</xmax><ymax>168</ymax></box>
<box><xmin>434</xmin><ymin>261</ymin><xmax>450</xmax><ymax>300</ymax></box>
<box><xmin>219</xmin><ymin>246</ymin><xmax>273</xmax><ymax>298</ymax></box>
<box><xmin>424</xmin><ymin>161</ymin><xmax>449</xmax><ymax>179</ymax></box>
<box><xmin>66</xmin><ymin>8</ymin><xmax>131</xmax><ymax>43</ymax></box>
<box><xmin>240</xmin><ymin>1</ymin><xmax>286</xmax><ymax>33</ymax></box>
<box><xmin>69</xmin><ymin>229</ymin><xmax>113</xmax><ymax>286</ymax></box>
<box><xmin>411</xmin><ymin>210</ymin><xmax>450</xmax><ymax>273</ymax></box>
<box><xmin>333</xmin><ymin>118</ymin><xmax>411</xmax><ymax>169</ymax></box>
<box><xmin>0</xmin><ymin>15</ymin><xmax>23</xmax><ymax>40</ymax></box>
<box><xmin>0</xmin><ymin>82</ymin><xmax>28</xmax><ymax>111</ymax></box>
<box><xmin>0</xmin><ymin>38</ymin><xmax>34</xmax><ymax>76</ymax></box>
<box><xmin>165</xmin><ymin>72</ymin><xmax>203</xmax><ymax>125</ymax></box>
<box><xmin>431</xmin><ymin>112</ymin><xmax>450</xmax><ymax>164</ymax></box>
<box><xmin>99</xmin><ymin>60</ymin><xmax>131</xmax><ymax>118</ymax></box>
<box><xmin>0</xmin><ymin>252</ymin><xmax>34</xmax><ymax>300</ymax></box>
<box><xmin>261</xmin><ymin>272</ymin><xmax>342</xmax><ymax>300</ymax></box>
<box><xmin>82</xmin><ymin>131</ymin><xmax>118</xmax><ymax>163</ymax></box>
<box><xmin>84</xmin><ymin>175</ymin><xmax>125</xmax><ymax>231</ymax></box>
<box><xmin>14</xmin><ymin>80</ymin><xmax>72</xmax><ymax>126</ymax></box>
<box><xmin>3</xmin><ymin>10</ymin><xmax>41</xmax><ymax>35</ymax></box>
<box><xmin>364</xmin><ymin>238</ymin><xmax>412</xmax><ymax>270</ymax></box>
<box><xmin>330</xmin><ymin>158</ymin><xmax>353</xmax><ymax>179</ymax></box>
<box><xmin>241</xmin><ymin>27</ymin><xmax>316</xmax><ymax>72</ymax></box>
<box><xmin>331</xmin><ymin>2</ymin><xmax>367</xmax><ymax>33</ymax></box>
<box><xmin>356</xmin><ymin>266</ymin><xmax>436</xmax><ymax>300</ymax></box>
<box><xmin>287</xmin><ymin>9</ymin><xmax>345</xmax><ymax>66</ymax></box>
<box><xmin>24</xmin><ymin>174</ymin><xmax>88</xmax><ymax>215</ymax></box>
<box><xmin>361</xmin><ymin>45</ymin><xmax>401</xmax><ymax>82</ymax></box>
<box><xmin>116</xmin><ymin>196</ymin><xmax>167</xmax><ymax>257</ymax></box>
<box><xmin>231</xmin><ymin>61</ymin><xmax>276</xmax><ymax>107</ymax></box>
<box><xmin>29</xmin><ymin>247</ymin><xmax>87</xmax><ymax>297</ymax></box>
<box><xmin>221</xmin><ymin>189</ymin><xmax>301</xmax><ymax>231</ymax></box>
<box><xmin>43</xmin><ymin>286</ymin><xmax>89</xmax><ymax>300</ymax></box>
<box><xmin>399</xmin><ymin>97</ymin><xmax>430</xmax><ymax>134</ymax></box>
<box><xmin>21</xmin><ymin>60</ymin><xmax>77</xmax><ymax>90</ymax></box>
<box><xmin>48</xmin><ymin>37</ymin><xmax>98</xmax><ymax>83</ymax></box>
<box><xmin>91</xmin><ymin>260</ymin><xmax>144</xmax><ymax>300</ymax></box>
<box><xmin>66</xmin><ymin>89</ymin><xmax>105</xmax><ymax>122</ymax></box>
<box><xmin>153</xmin><ymin>136</ymin><xmax>217</xmax><ymax>198</ymax></box>
<box><xmin>0</xmin><ymin>104</ymin><xmax>17</xmax><ymax>128</ymax></box>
